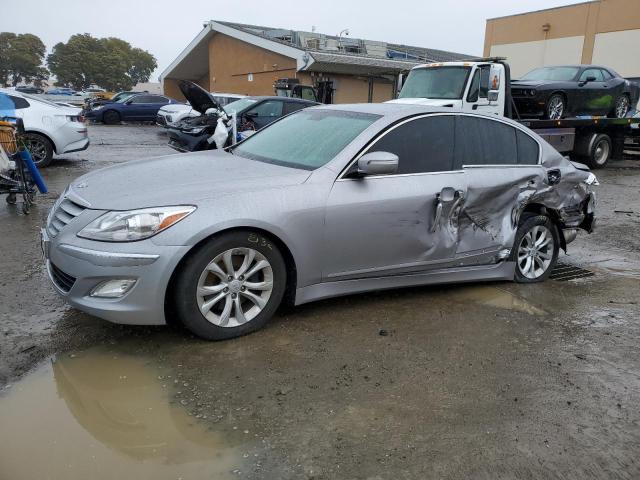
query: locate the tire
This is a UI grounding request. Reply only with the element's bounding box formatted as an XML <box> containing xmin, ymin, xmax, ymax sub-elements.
<box><xmin>512</xmin><ymin>215</ymin><xmax>560</xmax><ymax>283</ymax></box>
<box><xmin>584</xmin><ymin>133</ymin><xmax>612</xmax><ymax>169</ymax></box>
<box><xmin>545</xmin><ymin>93</ymin><xmax>565</xmax><ymax>120</ymax></box>
<box><xmin>102</xmin><ymin>110</ymin><xmax>121</xmax><ymax>125</ymax></box>
<box><xmin>611</xmin><ymin>94</ymin><xmax>630</xmax><ymax>118</ymax></box>
<box><xmin>23</xmin><ymin>133</ymin><xmax>54</xmax><ymax>168</ymax></box>
<box><xmin>172</xmin><ymin>230</ymin><xmax>287</xmax><ymax>340</ymax></box>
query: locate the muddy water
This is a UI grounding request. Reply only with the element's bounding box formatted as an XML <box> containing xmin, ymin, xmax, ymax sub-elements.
<box><xmin>0</xmin><ymin>347</ymin><xmax>246</xmax><ymax>480</ymax></box>
<box><xmin>445</xmin><ymin>285</ymin><xmax>547</xmax><ymax>316</ymax></box>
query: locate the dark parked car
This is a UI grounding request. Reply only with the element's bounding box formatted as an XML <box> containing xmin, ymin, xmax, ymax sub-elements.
<box><xmin>83</xmin><ymin>90</ymin><xmax>140</xmax><ymax>111</ymax></box>
<box><xmin>167</xmin><ymin>81</ymin><xmax>318</xmax><ymax>152</ymax></box>
<box><xmin>15</xmin><ymin>85</ymin><xmax>44</xmax><ymax>94</ymax></box>
<box><xmin>511</xmin><ymin>65</ymin><xmax>640</xmax><ymax>120</ymax></box>
<box><xmin>85</xmin><ymin>94</ymin><xmax>179</xmax><ymax>124</ymax></box>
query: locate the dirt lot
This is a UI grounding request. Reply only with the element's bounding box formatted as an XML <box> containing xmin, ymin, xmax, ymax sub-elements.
<box><xmin>1</xmin><ymin>125</ymin><xmax>639</xmax><ymax>480</ymax></box>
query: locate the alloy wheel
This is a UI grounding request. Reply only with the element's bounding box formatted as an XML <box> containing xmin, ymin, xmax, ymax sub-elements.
<box><xmin>24</xmin><ymin>137</ymin><xmax>47</xmax><ymax>162</ymax></box>
<box><xmin>517</xmin><ymin>225</ymin><xmax>555</xmax><ymax>279</ymax></box>
<box><xmin>196</xmin><ymin>247</ymin><xmax>273</xmax><ymax>328</ymax></box>
<box><xmin>548</xmin><ymin>96</ymin><xmax>564</xmax><ymax>120</ymax></box>
<box><xmin>615</xmin><ymin>96</ymin><xmax>630</xmax><ymax>118</ymax></box>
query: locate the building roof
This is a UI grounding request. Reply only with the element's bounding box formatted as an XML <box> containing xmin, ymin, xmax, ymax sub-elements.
<box><xmin>161</xmin><ymin>20</ymin><xmax>470</xmax><ymax>81</ymax></box>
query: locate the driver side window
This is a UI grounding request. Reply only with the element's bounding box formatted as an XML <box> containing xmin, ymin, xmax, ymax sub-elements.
<box><xmin>366</xmin><ymin>115</ymin><xmax>455</xmax><ymax>174</ymax></box>
<box><xmin>579</xmin><ymin>69</ymin><xmax>604</xmax><ymax>82</ymax></box>
<box><xmin>467</xmin><ymin>71</ymin><xmax>480</xmax><ymax>102</ymax></box>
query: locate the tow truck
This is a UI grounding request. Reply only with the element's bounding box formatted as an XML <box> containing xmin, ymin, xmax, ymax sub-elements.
<box><xmin>391</xmin><ymin>58</ymin><xmax>640</xmax><ymax>168</ymax></box>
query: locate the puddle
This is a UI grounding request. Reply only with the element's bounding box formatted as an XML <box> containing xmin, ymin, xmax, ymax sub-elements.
<box><xmin>450</xmin><ymin>285</ymin><xmax>547</xmax><ymax>316</ymax></box>
<box><xmin>0</xmin><ymin>348</ymin><xmax>246</xmax><ymax>480</ymax></box>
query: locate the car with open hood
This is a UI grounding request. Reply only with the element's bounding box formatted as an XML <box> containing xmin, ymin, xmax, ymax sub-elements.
<box><xmin>156</xmin><ymin>92</ymin><xmax>245</xmax><ymax>128</ymax></box>
<box><xmin>511</xmin><ymin>65</ymin><xmax>640</xmax><ymax>120</ymax></box>
<box><xmin>166</xmin><ymin>80</ymin><xmax>318</xmax><ymax>152</ymax></box>
<box><xmin>43</xmin><ymin>103</ymin><xmax>597</xmax><ymax>340</ymax></box>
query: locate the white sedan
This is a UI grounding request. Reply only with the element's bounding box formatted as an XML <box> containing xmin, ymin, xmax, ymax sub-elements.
<box><xmin>156</xmin><ymin>92</ymin><xmax>245</xmax><ymax>127</ymax></box>
<box><xmin>0</xmin><ymin>89</ymin><xmax>89</xmax><ymax>167</ymax></box>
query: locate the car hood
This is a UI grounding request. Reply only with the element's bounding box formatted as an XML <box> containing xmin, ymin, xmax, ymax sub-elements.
<box><xmin>386</xmin><ymin>98</ymin><xmax>462</xmax><ymax>108</ymax></box>
<box><xmin>178</xmin><ymin>80</ymin><xmax>220</xmax><ymax>115</ymax></box>
<box><xmin>69</xmin><ymin>150</ymin><xmax>312</xmax><ymax>210</ymax></box>
<box><xmin>511</xmin><ymin>80</ymin><xmax>556</xmax><ymax>88</ymax></box>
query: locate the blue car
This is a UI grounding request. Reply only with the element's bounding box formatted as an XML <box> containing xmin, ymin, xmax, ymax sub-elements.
<box><xmin>85</xmin><ymin>93</ymin><xmax>179</xmax><ymax>124</ymax></box>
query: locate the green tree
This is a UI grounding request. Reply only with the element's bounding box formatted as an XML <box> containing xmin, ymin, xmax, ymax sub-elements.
<box><xmin>0</xmin><ymin>32</ymin><xmax>49</xmax><ymax>87</ymax></box>
<box><xmin>47</xmin><ymin>34</ymin><xmax>157</xmax><ymax>91</ymax></box>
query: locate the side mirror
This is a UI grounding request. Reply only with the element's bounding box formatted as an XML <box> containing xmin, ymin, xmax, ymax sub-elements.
<box><xmin>488</xmin><ymin>63</ymin><xmax>502</xmax><ymax>102</ymax></box>
<box><xmin>357</xmin><ymin>151</ymin><xmax>399</xmax><ymax>176</ymax></box>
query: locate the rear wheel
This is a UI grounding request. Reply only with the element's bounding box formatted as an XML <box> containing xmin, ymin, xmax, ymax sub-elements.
<box><xmin>23</xmin><ymin>133</ymin><xmax>54</xmax><ymax>168</ymax></box>
<box><xmin>512</xmin><ymin>215</ymin><xmax>559</xmax><ymax>283</ymax></box>
<box><xmin>103</xmin><ymin>110</ymin><xmax>121</xmax><ymax>125</ymax></box>
<box><xmin>172</xmin><ymin>230</ymin><xmax>287</xmax><ymax>340</ymax></box>
<box><xmin>611</xmin><ymin>94</ymin><xmax>630</xmax><ymax>118</ymax></box>
<box><xmin>545</xmin><ymin>94</ymin><xmax>565</xmax><ymax>120</ymax></box>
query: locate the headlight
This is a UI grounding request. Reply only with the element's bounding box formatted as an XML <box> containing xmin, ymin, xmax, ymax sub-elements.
<box><xmin>186</xmin><ymin>126</ymin><xmax>205</xmax><ymax>134</ymax></box>
<box><xmin>529</xmin><ymin>89</ymin><xmax>537</xmax><ymax>96</ymax></box>
<box><xmin>77</xmin><ymin>206</ymin><xmax>196</xmax><ymax>242</ymax></box>
<box><xmin>94</xmin><ymin>105</ymin><xmax>104</xmax><ymax>110</ymax></box>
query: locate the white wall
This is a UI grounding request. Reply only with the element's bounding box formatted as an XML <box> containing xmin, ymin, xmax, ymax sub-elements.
<box><xmin>592</xmin><ymin>29</ymin><xmax>640</xmax><ymax>78</ymax></box>
<box><xmin>490</xmin><ymin>36</ymin><xmax>584</xmax><ymax>78</ymax></box>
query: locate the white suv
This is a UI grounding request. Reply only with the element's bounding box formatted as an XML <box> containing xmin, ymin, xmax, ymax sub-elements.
<box><xmin>0</xmin><ymin>89</ymin><xmax>89</xmax><ymax>167</ymax></box>
<box><xmin>156</xmin><ymin>92</ymin><xmax>245</xmax><ymax>127</ymax></box>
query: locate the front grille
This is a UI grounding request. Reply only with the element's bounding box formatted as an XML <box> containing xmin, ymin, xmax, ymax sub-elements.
<box><xmin>49</xmin><ymin>262</ymin><xmax>76</xmax><ymax>293</ymax></box>
<box><xmin>156</xmin><ymin>114</ymin><xmax>167</xmax><ymax>126</ymax></box>
<box><xmin>46</xmin><ymin>197</ymin><xmax>86</xmax><ymax>237</ymax></box>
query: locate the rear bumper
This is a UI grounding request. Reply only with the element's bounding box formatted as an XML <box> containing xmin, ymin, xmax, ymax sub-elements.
<box><xmin>61</xmin><ymin>137</ymin><xmax>90</xmax><ymax>154</ymax></box>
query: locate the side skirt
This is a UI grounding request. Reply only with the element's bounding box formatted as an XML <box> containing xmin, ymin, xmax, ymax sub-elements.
<box><xmin>294</xmin><ymin>261</ymin><xmax>516</xmax><ymax>306</ymax></box>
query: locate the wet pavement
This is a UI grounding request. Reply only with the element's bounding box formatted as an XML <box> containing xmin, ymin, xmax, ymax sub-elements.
<box><xmin>1</xmin><ymin>125</ymin><xmax>640</xmax><ymax>479</ymax></box>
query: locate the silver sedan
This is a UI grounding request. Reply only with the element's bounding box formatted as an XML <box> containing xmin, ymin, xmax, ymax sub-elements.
<box><xmin>43</xmin><ymin>104</ymin><xmax>597</xmax><ymax>340</ymax></box>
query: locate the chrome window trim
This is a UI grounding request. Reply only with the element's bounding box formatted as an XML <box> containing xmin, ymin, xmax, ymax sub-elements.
<box><xmin>336</xmin><ymin>112</ymin><xmax>542</xmax><ymax>182</ymax></box>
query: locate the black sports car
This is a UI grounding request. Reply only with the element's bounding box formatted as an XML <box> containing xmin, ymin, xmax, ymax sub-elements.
<box><xmin>511</xmin><ymin>65</ymin><xmax>640</xmax><ymax>120</ymax></box>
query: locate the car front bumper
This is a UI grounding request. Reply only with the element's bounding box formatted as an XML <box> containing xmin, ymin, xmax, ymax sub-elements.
<box><xmin>512</xmin><ymin>96</ymin><xmax>546</xmax><ymax>118</ymax></box>
<box><xmin>43</xmin><ymin>227</ymin><xmax>190</xmax><ymax>326</ymax></box>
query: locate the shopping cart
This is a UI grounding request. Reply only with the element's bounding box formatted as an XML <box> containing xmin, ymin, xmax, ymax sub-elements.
<box><xmin>0</xmin><ymin>117</ymin><xmax>48</xmax><ymax>214</ymax></box>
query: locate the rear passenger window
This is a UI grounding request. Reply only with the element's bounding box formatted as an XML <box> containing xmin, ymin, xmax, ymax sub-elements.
<box><xmin>516</xmin><ymin>130</ymin><xmax>539</xmax><ymax>165</ymax></box>
<box><xmin>284</xmin><ymin>102</ymin><xmax>307</xmax><ymax>114</ymax></box>
<box><xmin>454</xmin><ymin>116</ymin><xmax>517</xmax><ymax>167</ymax></box>
<box><xmin>368</xmin><ymin>115</ymin><xmax>454</xmax><ymax>174</ymax></box>
<box><xmin>8</xmin><ymin>95</ymin><xmax>29</xmax><ymax>109</ymax></box>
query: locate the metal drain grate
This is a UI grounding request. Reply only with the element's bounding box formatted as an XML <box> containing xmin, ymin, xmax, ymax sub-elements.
<box><xmin>550</xmin><ymin>263</ymin><xmax>595</xmax><ymax>281</ymax></box>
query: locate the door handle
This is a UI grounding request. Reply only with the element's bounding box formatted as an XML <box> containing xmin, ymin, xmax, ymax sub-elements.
<box><xmin>432</xmin><ymin>188</ymin><xmax>464</xmax><ymax>232</ymax></box>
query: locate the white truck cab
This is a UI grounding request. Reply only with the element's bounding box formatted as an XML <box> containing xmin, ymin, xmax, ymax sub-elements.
<box><xmin>389</xmin><ymin>61</ymin><xmax>507</xmax><ymax>117</ymax></box>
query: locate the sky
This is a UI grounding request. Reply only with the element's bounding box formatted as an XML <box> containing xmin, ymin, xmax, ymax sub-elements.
<box><xmin>1</xmin><ymin>0</ymin><xmax>585</xmax><ymax>81</ymax></box>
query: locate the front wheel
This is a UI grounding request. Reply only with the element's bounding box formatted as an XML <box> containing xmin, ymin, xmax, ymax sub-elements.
<box><xmin>545</xmin><ymin>94</ymin><xmax>565</xmax><ymax>120</ymax></box>
<box><xmin>172</xmin><ymin>230</ymin><xmax>287</xmax><ymax>340</ymax></box>
<box><xmin>102</xmin><ymin>110</ymin><xmax>121</xmax><ymax>125</ymax></box>
<box><xmin>512</xmin><ymin>215</ymin><xmax>560</xmax><ymax>283</ymax></box>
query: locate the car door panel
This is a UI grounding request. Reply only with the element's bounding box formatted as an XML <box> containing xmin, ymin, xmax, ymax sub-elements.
<box><xmin>324</xmin><ymin>172</ymin><xmax>467</xmax><ymax>280</ymax></box>
<box><xmin>456</xmin><ymin>166</ymin><xmax>544</xmax><ymax>260</ymax></box>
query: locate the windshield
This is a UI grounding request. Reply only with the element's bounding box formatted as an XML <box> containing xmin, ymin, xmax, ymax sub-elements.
<box><xmin>21</xmin><ymin>93</ymin><xmax>63</xmax><ymax>108</ymax></box>
<box><xmin>232</xmin><ymin>109</ymin><xmax>380</xmax><ymax>170</ymax></box>
<box><xmin>521</xmin><ymin>67</ymin><xmax>579</xmax><ymax>81</ymax></box>
<box><xmin>399</xmin><ymin>66</ymin><xmax>471</xmax><ymax>100</ymax></box>
<box><xmin>223</xmin><ymin>98</ymin><xmax>258</xmax><ymax>114</ymax></box>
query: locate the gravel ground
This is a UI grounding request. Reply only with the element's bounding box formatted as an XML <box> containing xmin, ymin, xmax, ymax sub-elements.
<box><xmin>0</xmin><ymin>124</ymin><xmax>639</xmax><ymax>479</ymax></box>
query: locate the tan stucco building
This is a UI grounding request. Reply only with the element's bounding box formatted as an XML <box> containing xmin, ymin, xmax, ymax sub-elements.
<box><xmin>161</xmin><ymin>21</ymin><xmax>468</xmax><ymax>103</ymax></box>
<box><xmin>484</xmin><ymin>0</ymin><xmax>640</xmax><ymax>80</ymax></box>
